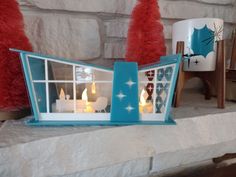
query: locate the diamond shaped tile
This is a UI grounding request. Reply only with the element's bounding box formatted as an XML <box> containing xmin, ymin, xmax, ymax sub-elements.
<box><xmin>164</xmin><ymin>66</ymin><xmax>173</xmax><ymax>81</ymax></box>
<box><xmin>155</xmin><ymin>96</ymin><xmax>164</xmax><ymax>113</ymax></box>
<box><xmin>157</xmin><ymin>68</ymin><xmax>164</xmax><ymax>81</ymax></box>
<box><xmin>156</xmin><ymin>83</ymin><xmax>163</xmax><ymax>95</ymax></box>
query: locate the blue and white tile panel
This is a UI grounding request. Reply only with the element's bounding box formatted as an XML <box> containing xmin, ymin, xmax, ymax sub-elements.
<box><xmin>139</xmin><ymin>64</ymin><xmax>176</xmax><ymax>121</ymax></box>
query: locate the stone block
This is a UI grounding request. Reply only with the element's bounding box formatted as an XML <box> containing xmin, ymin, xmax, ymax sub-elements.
<box><xmin>19</xmin><ymin>0</ymin><xmax>236</xmax><ymax>24</ymax></box>
<box><xmin>54</xmin><ymin>158</ymin><xmax>150</xmax><ymax>177</ymax></box>
<box><xmin>18</xmin><ymin>0</ymin><xmax>137</xmax><ymax>15</ymax></box>
<box><xmin>159</xmin><ymin>0</ymin><xmax>236</xmax><ymax>23</ymax></box>
<box><xmin>105</xmin><ymin>19</ymin><xmax>130</xmax><ymax>38</ymax></box>
<box><xmin>104</xmin><ymin>41</ymin><xmax>126</xmax><ymax>59</ymax></box>
<box><xmin>23</xmin><ymin>13</ymin><xmax>101</xmax><ymax>60</ymax></box>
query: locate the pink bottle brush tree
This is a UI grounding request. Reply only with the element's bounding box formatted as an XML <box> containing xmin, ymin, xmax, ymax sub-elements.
<box><xmin>125</xmin><ymin>0</ymin><xmax>166</xmax><ymax>65</ymax></box>
<box><xmin>125</xmin><ymin>0</ymin><xmax>166</xmax><ymax>100</ymax></box>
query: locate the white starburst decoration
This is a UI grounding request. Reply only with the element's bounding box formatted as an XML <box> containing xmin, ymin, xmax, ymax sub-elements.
<box><xmin>147</xmin><ymin>85</ymin><xmax>153</xmax><ymax>92</ymax></box>
<box><xmin>158</xmin><ymin>70</ymin><xmax>163</xmax><ymax>76</ymax></box>
<box><xmin>126</xmin><ymin>79</ymin><xmax>136</xmax><ymax>88</ymax></box>
<box><xmin>125</xmin><ymin>104</ymin><xmax>134</xmax><ymax>113</ymax></box>
<box><xmin>116</xmin><ymin>91</ymin><xmax>126</xmax><ymax>101</ymax></box>
<box><xmin>157</xmin><ymin>100</ymin><xmax>162</xmax><ymax>106</ymax></box>
<box><xmin>166</xmin><ymin>71</ymin><xmax>171</xmax><ymax>76</ymax></box>
<box><xmin>157</xmin><ymin>85</ymin><xmax>162</xmax><ymax>92</ymax></box>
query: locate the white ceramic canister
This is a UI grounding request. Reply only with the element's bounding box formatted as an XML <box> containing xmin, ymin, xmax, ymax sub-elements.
<box><xmin>172</xmin><ymin>18</ymin><xmax>224</xmax><ymax>71</ymax></box>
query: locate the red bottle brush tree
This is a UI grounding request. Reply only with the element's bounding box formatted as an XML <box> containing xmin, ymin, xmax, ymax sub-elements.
<box><xmin>125</xmin><ymin>0</ymin><xmax>166</xmax><ymax>65</ymax></box>
<box><xmin>0</xmin><ymin>0</ymin><xmax>32</xmax><ymax>111</ymax></box>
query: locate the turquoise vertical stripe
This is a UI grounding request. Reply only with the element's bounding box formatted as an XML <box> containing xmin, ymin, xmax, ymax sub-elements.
<box><xmin>111</xmin><ymin>62</ymin><xmax>139</xmax><ymax>122</ymax></box>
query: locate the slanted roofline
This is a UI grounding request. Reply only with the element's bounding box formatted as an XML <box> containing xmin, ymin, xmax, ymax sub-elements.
<box><xmin>10</xmin><ymin>48</ymin><xmax>113</xmax><ymax>72</ymax></box>
<box><xmin>10</xmin><ymin>48</ymin><xmax>181</xmax><ymax>72</ymax></box>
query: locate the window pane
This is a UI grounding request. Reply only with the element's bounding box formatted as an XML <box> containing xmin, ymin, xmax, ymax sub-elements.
<box><xmin>139</xmin><ymin>70</ymin><xmax>155</xmax><ymax>82</ymax></box>
<box><xmin>28</xmin><ymin>57</ymin><xmax>45</xmax><ymax>80</ymax></box>
<box><xmin>157</xmin><ymin>66</ymin><xmax>174</xmax><ymax>82</ymax></box>
<box><xmin>75</xmin><ymin>66</ymin><xmax>113</xmax><ymax>82</ymax></box>
<box><xmin>139</xmin><ymin>83</ymin><xmax>154</xmax><ymax>114</ymax></box>
<box><xmin>49</xmin><ymin>83</ymin><xmax>74</xmax><ymax>113</ymax></box>
<box><xmin>48</xmin><ymin>61</ymin><xmax>73</xmax><ymax>80</ymax></box>
<box><xmin>34</xmin><ymin>83</ymin><xmax>46</xmax><ymax>112</ymax></box>
<box><xmin>76</xmin><ymin>83</ymin><xmax>112</xmax><ymax>113</ymax></box>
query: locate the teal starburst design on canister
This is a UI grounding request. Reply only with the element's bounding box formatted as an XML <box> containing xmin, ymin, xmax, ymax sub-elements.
<box><xmin>191</xmin><ymin>25</ymin><xmax>214</xmax><ymax>58</ymax></box>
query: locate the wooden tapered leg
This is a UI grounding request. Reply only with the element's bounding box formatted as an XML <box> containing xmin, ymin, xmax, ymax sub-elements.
<box><xmin>173</xmin><ymin>41</ymin><xmax>185</xmax><ymax>107</ymax></box>
<box><xmin>173</xmin><ymin>40</ymin><xmax>225</xmax><ymax>109</ymax></box>
<box><xmin>230</xmin><ymin>34</ymin><xmax>236</xmax><ymax>70</ymax></box>
<box><xmin>216</xmin><ymin>40</ymin><xmax>225</xmax><ymax>108</ymax></box>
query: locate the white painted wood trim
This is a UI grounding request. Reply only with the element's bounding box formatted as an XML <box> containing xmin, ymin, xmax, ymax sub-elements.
<box><xmin>33</xmin><ymin>80</ymin><xmax>74</xmax><ymax>83</ymax></box>
<box><xmin>140</xmin><ymin>113</ymin><xmax>165</xmax><ymax>121</ymax></box>
<box><xmin>73</xmin><ymin>65</ymin><xmax>76</xmax><ymax>113</ymax></box>
<box><xmin>40</xmin><ymin>113</ymin><xmax>110</xmax><ymax>121</ymax></box>
<box><xmin>33</xmin><ymin>80</ymin><xmax>113</xmax><ymax>83</ymax></box>
<box><xmin>153</xmin><ymin>69</ymin><xmax>157</xmax><ymax>114</ymax></box>
<box><xmin>45</xmin><ymin>60</ymin><xmax>50</xmax><ymax>113</ymax></box>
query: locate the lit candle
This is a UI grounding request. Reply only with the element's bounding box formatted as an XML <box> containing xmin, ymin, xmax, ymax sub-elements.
<box><xmin>59</xmin><ymin>88</ymin><xmax>65</xmax><ymax>100</ymax></box>
<box><xmin>82</xmin><ymin>88</ymin><xmax>88</xmax><ymax>102</ymax></box>
<box><xmin>91</xmin><ymin>82</ymin><xmax>96</xmax><ymax>94</ymax></box>
<box><xmin>82</xmin><ymin>88</ymin><xmax>94</xmax><ymax>113</ymax></box>
<box><xmin>91</xmin><ymin>75</ymin><xmax>96</xmax><ymax>94</ymax></box>
<box><xmin>139</xmin><ymin>89</ymin><xmax>148</xmax><ymax>113</ymax></box>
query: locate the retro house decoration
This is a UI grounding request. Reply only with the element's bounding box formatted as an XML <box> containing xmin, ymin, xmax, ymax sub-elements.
<box><xmin>11</xmin><ymin>49</ymin><xmax>181</xmax><ymax>126</ymax></box>
<box><xmin>172</xmin><ymin>18</ymin><xmax>223</xmax><ymax>71</ymax></box>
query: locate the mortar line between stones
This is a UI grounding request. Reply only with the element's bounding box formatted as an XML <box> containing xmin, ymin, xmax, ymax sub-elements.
<box><xmin>167</xmin><ymin>0</ymin><xmax>235</xmax><ymax>7</ymax></box>
<box><xmin>19</xmin><ymin>6</ymin><xmax>131</xmax><ymax>20</ymax></box>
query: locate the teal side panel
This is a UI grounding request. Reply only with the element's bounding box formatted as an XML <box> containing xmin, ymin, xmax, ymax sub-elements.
<box><xmin>111</xmin><ymin>62</ymin><xmax>139</xmax><ymax>122</ymax></box>
<box><xmin>20</xmin><ymin>54</ymin><xmax>40</xmax><ymax>121</ymax></box>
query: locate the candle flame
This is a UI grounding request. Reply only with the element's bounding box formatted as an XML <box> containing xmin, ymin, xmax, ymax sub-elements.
<box><xmin>82</xmin><ymin>88</ymin><xmax>88</xmax><ymax>102</ymax></box>
<box><xmin>91</xmin><ymin>82</ymin><xmax>96</xmax><ymax>94</ymax></box>
<box><xmin>59</xmin><ymin>88</ymin><xmax>65</xmax><ymax>100</ymax></box>
<box><xmin>140</xmin><ymin>89</ymin><xmax>148</xmax><ymax>106</ymax></box>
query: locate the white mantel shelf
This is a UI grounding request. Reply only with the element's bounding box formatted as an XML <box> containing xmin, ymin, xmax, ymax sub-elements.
<box><xmin>1</xmin><ymin>113</ymin><xmax>236</xmax><ymax>177</ymax></box>
<box><xmin>0</xmin><ymin>91</ymin><xmax>236</xmax><ymax>177</ymax></box>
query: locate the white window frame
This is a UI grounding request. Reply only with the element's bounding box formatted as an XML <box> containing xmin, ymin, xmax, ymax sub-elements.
<box><xmin>26</xmin><ymin>54</ymin><xmax>113</xmax><ymax>121</ymax></box>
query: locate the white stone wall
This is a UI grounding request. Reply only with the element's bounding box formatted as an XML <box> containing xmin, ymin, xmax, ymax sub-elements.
<box><xmin>18</xmin><ymin>0</ymin><xmax>236</xmax><ymax>66</ymax></box>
